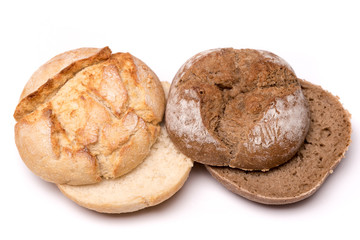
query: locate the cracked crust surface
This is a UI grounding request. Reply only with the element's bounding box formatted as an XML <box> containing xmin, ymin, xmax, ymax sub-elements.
<box><xmin>14</xmin><ymin>47</ymin><xmax>165</xmax><ymax>185</ymax></box>
<box><xmin>166</xmin><ymin>48</ymin><xmax>310</xmax><ymax>170</ymax></box>
<box><xmin>206</xmin><ymin>80</ymin><xmax>352</xmax><ymax>204</ymax></box>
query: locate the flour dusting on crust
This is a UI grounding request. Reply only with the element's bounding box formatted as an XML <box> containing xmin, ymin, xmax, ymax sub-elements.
<box><xmin>176</xmin><ymin>49</ymin><xmax>221</xmax><ymax>80</ymax></box>
<box><xmin>166</xmin><ymin>88</ymin><xmax>219</xmax><ymax>149</ymax></box>
<box><xmin>257</xmin><ymin>50</ymin><xmax>294</xmax><ymax>72</ymax></box>
<box><xmin>245</xmin><ymin>89</ymin><xmax>310</xmax><ymax>155</ymax></box>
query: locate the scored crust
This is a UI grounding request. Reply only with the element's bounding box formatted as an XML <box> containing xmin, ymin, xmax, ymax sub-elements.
<box><xmin>57</xmin><ymin>82</ymin><xmax>194</xmax><ymax>214</ymax></box>
<box><xmin>14</xmin><ymin>47</ymin><xmax>112</xmax><ymax>121</ymax></box>
<box><xmin>14</xmin><ymin>47</ymin><xmax>165</xmax><ymax>185</ymax></box>
<box><xmin>206</xmin><ymin>79</ymin><xmax>352</xmax><ymax>204</ymax></box>
<box><xmin>166</xmin><ymin>48</ymin><xmax>310</xmax><ymax>171</ymax></box>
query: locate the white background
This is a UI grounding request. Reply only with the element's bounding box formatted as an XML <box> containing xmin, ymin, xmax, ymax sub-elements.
<box><xmin>1</xmin><ymin>0</ymin><xmax>359</xmax><ymax>239</ymax></box>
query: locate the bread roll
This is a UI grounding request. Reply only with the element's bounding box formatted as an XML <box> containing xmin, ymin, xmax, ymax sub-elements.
<box><xmin>166</xmin><ymin>48</ymin><xmax>310</xmax><ymax>171</ymax></box>
<box><xmin>57</xmin><ymin>82</ymin><xmax>193</xmax><ymax>213</ymax></box>
<box><xmin>14</xmin><ymin>47</ymin><xmax>165</xmax><ymax>185</ymax></box>
<box><xmin>58</xmin><ymin>123</ymin><xmax>193</xmax><ymax>213</ymax></box>
<box><xmin>206</xmin><ymin>80</ymin><xmax>351</xmax><ymax>204</ymax></box>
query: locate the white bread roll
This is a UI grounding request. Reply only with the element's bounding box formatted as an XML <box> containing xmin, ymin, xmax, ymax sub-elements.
<box><xmin>58</xmin><ymin>82</ymin><xmax>193</xmax><ymax>213</ymax></box>
<box><xmin>14</xmin><ymin>47</ymin><xmax>165</xmax><ymax>185</ymax></box>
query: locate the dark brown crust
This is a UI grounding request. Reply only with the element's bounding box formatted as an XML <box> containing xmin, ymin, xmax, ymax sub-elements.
<box><xmin>13</xmin><ymin>47</ymin><xmax>112</xmax><ymax>121</ymax></box>
<box><xmin>165</xmin><ymin>48</ymin><xmax>310</xmax><ymax>170</ymax></box>
<box><xmin>206</xmin><ymin>79</ymin><xmax>352</xmax><ymax>204</ymax></box>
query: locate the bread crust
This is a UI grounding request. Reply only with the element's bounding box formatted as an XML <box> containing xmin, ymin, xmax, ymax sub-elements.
<box><xmin>206</xmin><ymin>79</ymin><xmax>352</xmax><ymax>204</ymax></box>
<box><xmin>14</xmin><ymin>47</ymin><xmax>112</xmax><ymax>121</ymax></box>
<box><xmin>14</xmin><ymin>47</ymin><xmax>165</xmax><ymax>185</ymax></box>
<box><xmin>166</xmin><ymin>48</ymin><xmax>310</xmax><ymax>170</ymax></box>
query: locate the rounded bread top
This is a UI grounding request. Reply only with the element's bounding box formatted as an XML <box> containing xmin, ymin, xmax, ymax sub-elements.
<box><xmin>14</xmin><ymin>47</ymin><xmax>165</xmax><ymax>185</ymax></box>
<box><xmin>165</xmin><ymin>48</ymin><xmax>310</xmax><ymax>170</ymax></box>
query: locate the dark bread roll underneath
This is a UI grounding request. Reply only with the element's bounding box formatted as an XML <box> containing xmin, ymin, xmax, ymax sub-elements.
<box><xmin>206</xmin><ymin>80</ymin><xmax>352</xmax><ymax>204</ymax></box>
<box><xmin>166</xmin><ymin>48</ymin><xmax>310</xmax><ymax>171</ymax></box>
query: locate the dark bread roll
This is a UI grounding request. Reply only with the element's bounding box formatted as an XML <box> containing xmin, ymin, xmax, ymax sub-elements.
<box><xmin>166</xmin><ymin>48</ymin><xmax>310</xmax><ymax>171</ymax></box>
<box><xmin>206</xmin><ymin>80</ymin><xmax>352</xmax><ymax>204</ymax></box>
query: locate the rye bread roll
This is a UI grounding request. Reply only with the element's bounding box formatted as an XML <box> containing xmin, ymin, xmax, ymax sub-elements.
<box><xmin>166</xmin><ymin>48</ymin><xmax>310</xmax><ymax>171</ymax></box>
<box><xmin>14</xmin><ymin>47</ymin><xmax>165</xmax><ymax>185</ymax></box>
<box><xmin>206</xmin><ymin>79</ymin><xmax>351</xmax><ymax>204</ymax></box>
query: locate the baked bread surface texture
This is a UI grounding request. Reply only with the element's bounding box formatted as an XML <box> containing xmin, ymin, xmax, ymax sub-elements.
<box><xmin>166</xmin><ymin>48</ymin><xmax>310</xmax><ymax>170</ymax></box>
<box><xmin>58</xmin><ymin>82</ymin><xmax>194</xmax><ymax>214</ymax></box>
<box><xmin>206</xmin><ymin>80</ymin><xmax>351</xmax><ymax>204</ymax></box>
<box><xmin>14</xmin><ymin>47</ymin><xmax>165</xmax><ymax>185</ymax></box>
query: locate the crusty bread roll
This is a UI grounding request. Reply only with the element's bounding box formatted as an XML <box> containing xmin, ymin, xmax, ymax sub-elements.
<box><xmin>206</xmin><ymin>80</ymin><xmax>351</xmax><ymax>204</ymax></box>
<box><xmin>166</xmin><ymin>48</ymin><xmax>310</xmax><ymax>171</ymax></box>
<box><xmin>57</xmin><ymin>82</ymin><xmax>193</xmax><ymax>213</ymax></box>
<box><xmin>14</xmin><ymin>47</ymin><xmax>165</xmax><ymax>185</ymax></box>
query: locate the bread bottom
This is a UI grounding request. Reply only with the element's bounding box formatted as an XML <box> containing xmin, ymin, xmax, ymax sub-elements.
<box><xmin>58</xmin><ymin>125</ymin><xmax>193</xmax><ymax>213</ymax></box>
<box><xmin>206</xmin><ymin>79</ymin><xmax>351</xmax><ymax>204</ymax></box>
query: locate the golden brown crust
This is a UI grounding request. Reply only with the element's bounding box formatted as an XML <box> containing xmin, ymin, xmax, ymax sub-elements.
<box><xmin>14</xmin><ymin>47</ymin><xmax>165</xmax><ymax>185</ymax></box>
<box><xmin>14</xmin><ymin>47</ymin><xmax>112</xmax><ymax>121</ymax></box>
<box><xmin>132</xmin><ymin>56</ymin><xmax>166</xmax><ymax>123</ymax></box>
<box><xmin>15</xmin><ymin>106</ymin><xmax>102</xmax><ymax>185</ymax></box>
